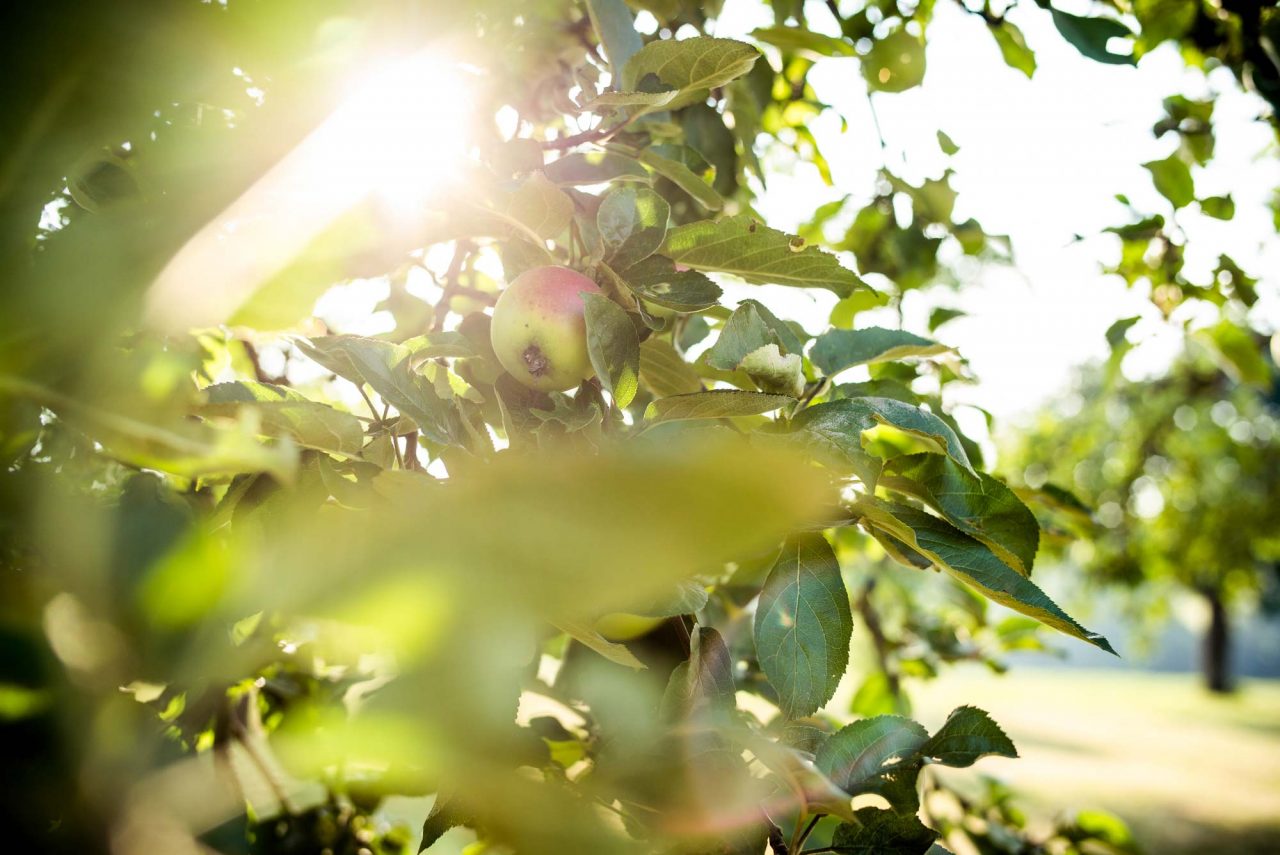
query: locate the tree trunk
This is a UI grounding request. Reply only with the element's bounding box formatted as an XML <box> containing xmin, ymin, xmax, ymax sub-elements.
<box><xmin>1202</xmin><ymin>589</ymin><xmax>1232</xmax><ymax>694</ymax></box>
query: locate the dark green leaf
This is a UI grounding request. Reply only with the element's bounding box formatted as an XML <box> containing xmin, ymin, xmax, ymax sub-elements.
<box><xmin>664</xmin><ymin>216</ymin><xmax>869</xmax><ymax>297</ymax></box>
<box><xmin>753</xmin><ymin>533</ymin><xmax>853</xmax><ymax>718</ymax></box>
<box><xmin>815</xmin><ymin>715</ymin><xmax>928</xmax><ymax>798</ymax></box>
<box><xmin>420</xmin><ymin>792</ymin><xmax>473</xmax><ymax>852</ymax></box>
<box><xmin>880</xmin><ymin>453</ymin><xmax>1040</xmax><ymax>576</ymax></box>
<box><xmin>598</xmin><ymin>186</ymin><xmax>670</xmax><ymax>270</ymax></box>
<box><xmin>1105</xmin><ymin>316</ymin><xmax>1141</xmax><ymax>352</ymax></box>
<box><xmin>810</xmin><ymin>327</ymin><xmax>952</xmax><ymax>375</ymax></box>
<box><xmin>661</xmin><ymin>626</ymin><xmax>736</xmax><ymax>721</ymax></box>
<box><xmin>793</xmin><ymin>398</ymin><xmax>973</xmax><ymax>472</ymax></box>
<box><xmin>1049</xmin><ymin>8</ymin><xmax>1136</xmax><ymax>65</ymax></box>
<box><xmin>582</xmin><ymin>294</ymin><xmax>640</xmax><ymax>407</ymax></box>
<box><xmin>829</xmin><ymin>808</ymin><xmax>938</xmax><ymax>854</ymax></box>
<box><xmin>919</xmin><ymin>706</ymin><xmax>1017</xmax><ymax>768</ymax></box>
<box><xmin>617</xmin><ymin>254</ymin><xmax>722</xmax><ymax>312</ymax></box>
<box><xmin>859</xmin><ymin>500</ymin><xmax>1116</xmax><ymax>654</ymax></box>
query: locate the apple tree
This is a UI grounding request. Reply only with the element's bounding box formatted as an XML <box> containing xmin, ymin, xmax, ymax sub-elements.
<box><xmin>0</xmin><ymin>0</ymin><xmax>1272</xmax><ymax>853</ymax></box>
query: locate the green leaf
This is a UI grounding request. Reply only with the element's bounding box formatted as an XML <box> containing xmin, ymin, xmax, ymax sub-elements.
<box><xmin>661</xmin><ymin>626</ymin><xmax>736</xmax><ymax>721</ymax></box>
<box><xmin>501</xmin><ymin>172</ymin><xmax>575</xmax><ymax>239</ymax></box>
<box><xmin>1197</xmin><ymin>319</ymin><xmax>1272</xmax><ymax>387</ymax></box>
<box><xmin>862</xmin><ymin>28</ymin><xmax>926</xmax><ymax>93</ymax></box>
<box><xmin>740</xmin><ymin>344</ymin><xmax>804</xmax><ymax>398</ymax></box>
<box><xmin>0</xmin><ymin>375</ymin><xmax>299</xmax><ymax>483</ymax></box>
<box><xmin>919</xmin><ymin>706</ymin><xmax>1017</xmax><ymax>768</ymax></box>
<box><xmin>202</xmin><ymin>382</ymin><xmax>365</xmax><ymax>458</ymax></box>
<box><xmin>628</xmin><ymin>578</ymin><xmax>710</xmax><ymax>618</ymax></box>
<box><xmin>1105</xmin><ymin>316</ymin><xmax>1141</xmax><ymax>352</ymax></box>
<box><xmin>420</xmin><ymin>792</ymin><xmax>473</xmax><ymax>852</ymax></box>
<box><xmin>581</xmin><ymin>88</ymin><xmax>679</xmax><ymax>115</ymax></box>
<box><xmin>582</xmin><ymin>294</ymin><xmax>641</xmax><ymax>407</ymax></box>
<box><xmin>598</xmin><ymin>186</ymin><xmax>670</xmax><ymax>270</ymax></box>
<box><xmin>988</xmin><ymin>21</ymin><xmax>1036</xmax><ymax>78</ymax></box>
<box><xmin>753</xmin><ymin>533</ymin><xmax>853</xmax><ymax>718</ymax></box>
<box><xmin>639</xmin><ymin>338</ymin><xmax>703</xmax><ymax>398</ymax></box>
<box><xmin>637</xmin><ymin>147</ymin><xmax>725</xmax><ymax>210</ymax></box>
<box><xmin>927</xmin><ymin>307</ymin><xmax>965</xmax><ymax>332</ymax></box>
<box><xmin>859</xmin><ymin>500</ymin><xmax>1116</xmax><ymax>654</ymax></box>
<box><xmin>585</xmin><ymin>0</ymin><xmax>645</xmax><ymax>82</ymax></box>
<box><xmin>615</xmin><ymin>255</ymin><xmax>722</xmax><ymax>312</ymax></box>
<box><xmin>664</xmin><ymin>216</ymin><xmax>869</xmax><ymax>297</ymax></box>
<box><xmin>829</xmin><ymin>808</ymin><xmax>939</xmax><ymax>854</ymax></box>
<box><xmin>750</xmin><ymin>25</ymin><xmax>857</xmax><ymax>57</ymax></box>
<box><xmin>622</xmin><ymin>36</ymin><xmax>760</xmax><ymax>110</ymax></box>
<box><xmin>880</xmin><ymin>453</ymin><xmax>1040</xmax><ymax>576</ymax></box>
<box><xmin>759</xmin><ymin>400</ymin><xmax>882</xmax><ymax>487</ymax></box>
<box><xmin>810</xmin><ymin>327</ymin><xmax>952</xmax><ymax>375</ymax></box>
<box><xmin>748</xmin><ymin>739</ymin><xmax>859</xmax><ymax>822</ymax></box>
<box><xmin>815</xmin><ymin>715</ymin><xmax>928</xmax><ymax>797</ymax></box>
<box><xmin>1199</xmin><ymin>194</ymin><xmax>1234</xmax><ymax>220</ymax></box>
<box><xmin>297</xmin><ymin>335</ymin><xmax>460</xmax><ymax>445</ymax></box>
<box><xmin>544</xmin><ymin>151</ymin><xmax>651</xmax><ymax>185</ymax></box>
<box><xmin>830</xmin><ymin>290</ymin><xmax>890</xmax><ymax>328</ymax></box>
<box><xmin>644</xmin><ymin>389</ymin><xmax>793</xmax><ymax>424</ymax></box>
<box><xmin>1143</xmin><ymin>155</ymin><xmax>1195</xmax><ymax>209</ymax></box>
<box><xmin>798</xmin><ymin>398</ymin><xmax>973</xmax><ymax>472</ymax></box>
<box><xmin>935</xmin><ymin>131</ymin><xmax>960</xmax><ymax>156</ymax></box>
<box><xmin>1049</xmin><ymin>8</ymin><xmax>1136</xmax><ymax>65</ymax></box>
<box><xmin>707</xmin><ymin>300</ymin><xmax>802</xmax><ymax>370</ymax></box>
<box><xmin>555</xmin><ymin>618</ymin><xmax>647</xmax><ymax>669</ymax></box>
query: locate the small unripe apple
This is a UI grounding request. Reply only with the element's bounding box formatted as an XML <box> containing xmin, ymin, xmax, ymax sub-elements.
<box><xmin>595</xmin><ymin>612</ymin><xmax>664</xmax><ymax>641</ymax></box>
<box><xmin>490</xmin><ymin>266</ymin><xmax>601</xmax><ymax>391</ymax></box>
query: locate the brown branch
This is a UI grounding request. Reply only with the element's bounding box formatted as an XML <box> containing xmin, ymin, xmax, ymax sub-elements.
<box><xmin>432</xmin><ymin>240</ymin><xmax>474</xmax><ymax>332</ymax></box>
<box><xmin>856</xmin><ymin>580</ymin><xmax>902</xmax><ymax>702</ymax></box>
<box><xmin>539</xmin><ymin>108</ymin><xmax>644</xmax><ymax>151</ymax></box>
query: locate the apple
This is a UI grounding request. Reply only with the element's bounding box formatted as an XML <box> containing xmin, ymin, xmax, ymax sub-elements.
<box><xmin>595</xmin><ymin>612</ymin><xmax>664</xmax><ymax>641</ymax></box>
<box><xmin>490</xmin><ymin>266</ymin><xmax>601</xmax><ymax>391</ymax></box>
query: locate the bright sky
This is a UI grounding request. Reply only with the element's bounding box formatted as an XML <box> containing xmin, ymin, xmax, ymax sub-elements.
<box><xmin>714</xmin><ymin>0</ymin><xmax>1279</xmax><ymax>428</ymax></box>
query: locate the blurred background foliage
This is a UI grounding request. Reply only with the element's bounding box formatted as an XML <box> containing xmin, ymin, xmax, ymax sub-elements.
<box><xmin>1</xmin><ymin>0</ymin><xmax>1277</xmax><ymax>854</ymax></box>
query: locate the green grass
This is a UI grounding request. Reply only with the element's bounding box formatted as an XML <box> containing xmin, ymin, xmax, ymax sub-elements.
<box><xmin>907</xmin><ymin>668</ymin><xmax>1280</xmax><ymax>854</ymax></box>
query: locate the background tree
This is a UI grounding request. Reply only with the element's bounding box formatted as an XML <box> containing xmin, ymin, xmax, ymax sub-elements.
<box><xmin>1002</xmin><ymin>330</ymin><xmax>1279</xmax><ymax>693</ymax></box>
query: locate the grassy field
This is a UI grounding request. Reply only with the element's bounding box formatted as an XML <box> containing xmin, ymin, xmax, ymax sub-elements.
<box><xmin>907</xmin><ymin>668</ymin><xmax>1280</xmax><ymax>854</ymax></box>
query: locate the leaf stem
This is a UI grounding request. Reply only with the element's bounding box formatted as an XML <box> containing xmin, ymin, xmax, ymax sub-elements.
<box><xmin>793</xmin><ymin>814</ymin><xmax>822</xmax><ymax>852</ymax></box>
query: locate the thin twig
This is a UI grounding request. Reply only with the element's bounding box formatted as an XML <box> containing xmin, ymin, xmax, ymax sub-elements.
<box><xmin>432</xmin><ymin>240</ymin><xmax>473</xmax><ymax>332</ymax></box>
<box><xmin>539</xmin><ymin>109</ymin><xmax>643</xmax><ymax>151</ymax></box>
